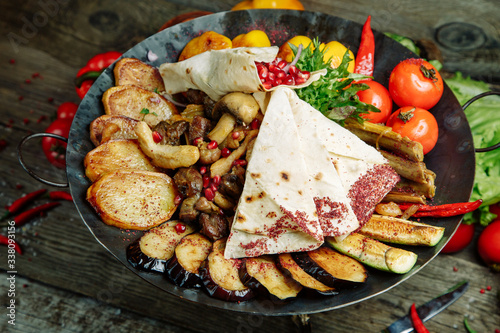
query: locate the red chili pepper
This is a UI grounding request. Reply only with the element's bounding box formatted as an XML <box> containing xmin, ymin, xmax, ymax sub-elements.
<box><xmin>410</xmin><ymin>303</ymin><xmax>430</xmax><ymax>333</ymax></box>
<box><xmin>13</xmin><ymin>202</ymin><xmax>61</xmax><ymax>226</ymax></box>
<box><xmin>74</xmin><ymin>51</ymin><xmax>122</xmax><ymax>99</ymax></box>
<box><xmin>49</xmin><ymin>191</ymin><xmax>73</xmax><ymax>202</ymax></box>
<box><xmin>399</xmin><ymin>200</ymin><xmax>482</xmax><ymax>217</ymax></box>
<box><xmin>0</xmin><ymin>235</ymin><xmax>22</xmax><ymax>255</ymax></box>
<box><xmin>354</xmin><ymin>15</ymin><xmax>375</xmax><ymax>77</ymax></box>
<box><xmin>2</xmin><ymin>189</ymin><xmax>47</xmax><ymax>220</ymax></box>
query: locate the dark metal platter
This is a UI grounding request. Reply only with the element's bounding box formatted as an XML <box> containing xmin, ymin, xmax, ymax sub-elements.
<box><xmin>66</xmin><ymin>9</ymin><xmax>475</xmax><ymax>315</ymax></box>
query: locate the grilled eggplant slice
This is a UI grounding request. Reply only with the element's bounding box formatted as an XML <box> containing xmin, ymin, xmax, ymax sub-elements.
<box><xmin>127</xmin><ymin>221</ymin><xmax>194</xmax><ymax>273</ymax></box>
<box><xmin>199</xmin><ymin>238</ymin><xmax>254</xmax><ymax>302</ymax></box>
<box><xmin>359</xmin><ymin>214</ymin><xmax>444</xmax><ymax>246</ymax></box>
<box><xmin>277</xmin><ymin>253</ymin><xmax>336</xmax><ymax>296</ymax></box>
<box><xmin>166</xmin><ymin>233</ymin><xmax>212</xmax><ymax>288</ymax></box>
<box><xmin>84</xmin><ymin>139</ymin><xmax>160</xmax><ymax>182</ymax></box>
<box><xmin>293</xmin><ymin>247</ymin><xmax>367</xmax><ymax>289</ymax></box>
<box><xmin>241</xmin><ymin>256</ymin><xmax>303</xmax><ymax>300</ymax></box>
<box><xmin>326</xmin><ymin>234</ymin><xmax>418</xmax><ymax>274</ymax></box>
<box><xmin>86</xmin><ymin>169</ymin><xmax>179</xmax><ymax>230</ymax></box>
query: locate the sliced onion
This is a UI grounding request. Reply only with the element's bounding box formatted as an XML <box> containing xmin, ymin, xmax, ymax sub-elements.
<box><xmin>161</xmin><ymin>92</ymin><xmax>187</xmax><ymax>108</ymax></box>
<box><xmin>401</xmin><ymin>204</ymin><xmax>420</xmax><ymax>220</ymax></box>
<box><xmin>375</xmin><ymin>127</ymin><xmax>392</xmax><ymax>151</ymax></box>
<box><xmin>147</xmin><ymin>50</ymin><xmax>159</xmax><ymax>62</ymax></box>
<box><xmin>283</xmin><ymin>44</ymin><xmax>303</xmax><ymax>73</ymax></box>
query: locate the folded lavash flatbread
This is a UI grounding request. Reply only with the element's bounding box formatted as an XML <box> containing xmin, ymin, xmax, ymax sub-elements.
<box><xmin>159</xmin><ymin>47</ymin><xmax>326</xmax><ymax>101</ymax></box>
<box><xmin>224</xmin><ymin>89</ymin><xmax>324</xmax><ymax>259</ymax></box>
<box><xmin>257</xmin><ymin>88</ymin><xmax>400</xmax><ymax>227</ymax></box>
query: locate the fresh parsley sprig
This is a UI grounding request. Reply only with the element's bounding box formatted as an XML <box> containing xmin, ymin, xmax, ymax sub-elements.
<box><xmin>291</xmin><ymin>38</ymin><xmax>380</xmax><ymax>125</ymax></box>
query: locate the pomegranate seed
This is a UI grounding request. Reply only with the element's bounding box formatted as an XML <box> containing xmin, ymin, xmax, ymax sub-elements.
<box><xmin>207</xmin><ymin>140</ymin><xmax>218</xmax><ymax>149</ymax></box>
<box><xmin>262</xmin><ymin>81</ymin><xmax>273</xmax><ymax>90</ymax></box>
<box><xmin>268</xmin><ymin>63</ymin><xmax>277</xmax><ymax>73</ymax></box>
<box><xmin>268</xmin><ymin>71</ymin><xmax>276</xmax><ymax>82</ymax></box>
<box><xmin>219</xmin><ymin>208</ymin><xmax>225</xmax><ymax>216</ymax></box>
<box><xmin>9</xmin><ymin>59</ymin><xmax>15</xmax><ymax>64</ymax></box>
<box><xmin>32</xmin><ymin>72</ymin><xmax>40</xmax><ymax>78</ymax></box>
<box><xmin>273</xmin><ymin>78</ymin><xmax>282</xmax><ymax>86</ymax></box>
<box><xmin>203</xmin><ymin>174</ymin><xmax>210</xmax><ymax>188</ymax></box>
<box><xmin>174</xmin><ymin>194</ymin><xmax>183</xmax><ymax>205</ymax></box>
<box><xmin>199</xmin><ymin>166</ymin><xmax>207</xmax><ymax>175</ymax></box>
<box><xmin>486</xmin><ymin>285</ymin><xmax>492</xmax><ymax>291</ymax></box>
<box><xmin>210</xmin><ymin>183</ymin><xmax>218</xmax><ymax>193</ymax></box>
<box><xmin>297</xmin><ymin>70</ymin><xmax>311</xmax><ymax>80</ymax></box>
<box><xmin>233</xmin><ymin>159</ymin><xmax>247</xmax><ymax>166</ymax></box>
<box><xmin>276</xmin><ymin>70</ymin><xmax>286</xmax><ymax>79</ymax></box>
<box><xmin>232</xmin><ymin>132</ymin><xmax>240</xmax><ymax>140</ymax></box>
<box><xmin>277</xmin><ymin>60</ymin><xmax>288</xmax><ymax>69</ymax></box>
<box><xmin>257</xmin><ymin>64</ymin><xmax>268</xmax><ymax>79</ymax></box>
<box><xmin>204</xmin><ymin>188</ymin><xmax>215</xmax><ymax>201</ymax></box>
<box><xmin>193</xmin><ymin>137</ymin><xmax>203</xmax><ymax>146</ymax></box>
<box><xmin>480</xmin><ymin>289</ymin><xmax>485</xmax><ymax>294</ymax></box>
<box><xmin>212</xmin><ymin>175</ymin><xmax>221</xmax><ymax>187</ymax></box>
<box><xmin>175</xmin><ymin>223</ymin><xmax>186</xmax><ymax>233</ymax></box>
<box><xmin>23</xmin><ymin>118</ymin><xmax>30</xmax><ymax>125</ymax></box>
<box><xmin>152</xmin><ymin>131</ymin><xmax>163</xmax><ymax>143</ymax></box>
<box><xmin>288</xmin><ymin>65</ymin><xmax>298</xmax><ymax>75</ymax></box>
<box><xmin>284</xmin><ymin>75</ymin><xmax>295</xmax><ymax>85</ymax></box>
<box><xmin>453</xmin><ymin>266</ymin><xmax>458</xmax><ymax>272</ymax></box>
<box><xmin>250</xmin><ymin>118</ymin><xmax>261</xmax><ymax>130</ymax></box>
<box><xmin>221</xmin><ymin>147</ymin><xmax>231</xmax><ymax>157</ymax></box>
<box><xmin>25</xmin><ymin>79</ymin><xmax>32</xmax><ymax>84</ymax></box>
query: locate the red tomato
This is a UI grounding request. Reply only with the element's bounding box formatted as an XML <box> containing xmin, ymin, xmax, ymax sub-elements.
<box><xmin>57</xmin><ymin>102</ymin><xmax>78</xmax><ymax>120</ymax></box>
<box><xmin>489</xmin><ymin>203</ymin><xmax>500</xmax><ymax>217</ymax></box>
<box><xmin>388</xmin><ymin>58</ymin><xmax>444</xmax><ymax>110</ymax></box>
<box><xmin>42</xmin><ymin>118</ymin><xmax>72</xmax><ymax>169</ymax></box>
<box><xmin>386</xmin><ymin>106</ymin><xmax>439</xmax><ymax>154</ymax></box>
<box><xmin>357</xmin><ymin>80</ymin><xmax>392</xmax><ymax>124</ymax></box>
<box><xmin>441</xmin><ymin>223</ymin><xmax>475</xmax><ymax>254</ymax></box>
<box><xmin>477</xmin><ymin>219</ymin><xmax>500</xmax><ymax>271</ymax></box>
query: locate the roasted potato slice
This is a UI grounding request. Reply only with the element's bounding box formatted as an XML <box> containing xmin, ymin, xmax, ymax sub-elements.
<box><xmin>84</xmin><ymin>139</ymin><xmax>160</xmax><ymax>182</ymax></box>
<box><xmin>89</xmin><ymin>115</ymin><xmax>139</xmax><ymax>146</ymax></box>
<box><xmin>86</xmin><ymin>169</ymin><xmax>179</xmax><ymax>230</ymax></box>
<box><xmin>102</xmin><ymin>86</ymin><xmax>177</xmax><ymax>127</ymax></box>
<box><xmin>113</xmin><ymin>58</ymin><xmax>165</xmax><ymax>92</ymax></box>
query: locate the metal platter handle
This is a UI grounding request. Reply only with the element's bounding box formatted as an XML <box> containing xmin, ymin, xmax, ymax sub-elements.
<box><xmin>462</xmin><ymin>91</ymin><xmax>500</xmax><ymax>153</ymax></box>
<box><xmin>17</xmin><ymin>132</ymin><xmax>69</xmax><ymax>188</ymax></box>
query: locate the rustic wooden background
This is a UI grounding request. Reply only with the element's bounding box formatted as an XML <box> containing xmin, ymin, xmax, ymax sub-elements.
<box><xmin>1</xmin><ymin>0</ymin><xmax>499</xmax><ymax>332</ymax></box>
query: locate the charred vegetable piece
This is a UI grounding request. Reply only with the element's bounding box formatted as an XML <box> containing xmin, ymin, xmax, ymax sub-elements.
<box><xmin>278</xmin><ymin>253</ymin><xmax>337</xmax><ymax>296</ymax></box>
<box><xmin>165</xmin><ymin>233</ymin><xmax>212</xmax><ymax>288</ymax></box>
<box><xmin>199</xmin><ymin>238</ymin><xmax>254</xmax><ymax>302</ymax></box>
<box><xmin>241</xmin><ymin>256</ymin><xmax>303</xmax><ymax>300</ymax></box>
<box><xmin>326</xmin><ymin>234</ymin><xmax>418</xmax><ymax>274</ymax></box>
<box><xmin>359</xmin><ymin>214</ymin><xmax>444</xmax><ymax>246</ymax></box>
<box><xmin>126</xmin><ymin>240</ymin><xmax>167</xmax><ymax>273</ymax></box>
<box><xmin>293</xmin><ymin>247</ymin><xmax>367</xmax><ymax>289</ymax></box>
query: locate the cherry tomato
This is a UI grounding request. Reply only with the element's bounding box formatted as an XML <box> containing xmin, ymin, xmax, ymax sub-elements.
<box><xmin>477</xmin><ymin>219</ymin><xmax>500</xmax><ymax>271</ymax></box>
<box><xmin>388</xmin><ymin>58</ymin><xmax>444</xmax><ymax>110</ymax></box>
<box><xmin>441</xmin><ymin>223</ymin><xmax>475</xmax><ymax>254</ymax></box>
<box><xmin>357</xmin><ymin>80</ymin><xmax>392</xmax><ymax>124</ymax></box>
<box><xmin>57</xmin><ymin>102</ymin><xmax>78</xmax><ymax>120</ymax></box>
<box><xmin>386</xmin><ymin>106</ymin><xmax>439</xmax><ymax>154</ymax></box>
<box><xmin>42</xmin><ymin>118</ymin><xmax>72</xmax><ymax>169</ymax></box>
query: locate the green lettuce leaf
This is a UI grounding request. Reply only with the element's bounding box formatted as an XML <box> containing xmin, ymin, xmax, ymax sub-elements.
<box><xmin>445</xmin><ymin>72</ymin><xmax>500</xmax><ymax>225</ymax></box>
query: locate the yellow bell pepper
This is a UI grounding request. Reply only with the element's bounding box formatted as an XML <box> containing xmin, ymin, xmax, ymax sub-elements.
<box><xmin>232</xmin><ymin>30</ymin><xmax>271</xmax><ymax>48</ymax></box>
<box><xmin>232</xmin><ymin>0</ymin><xmax>304</xmax><ymax>10</ymax></box>
<box><xmin>320</xmin><ymin>41</ymin><xmax>355</xmax><ymax>73</ymax></box>
<box><xmin>178</xmin><ymin>31</ymin><xmax>232</xmax><ymax>61</ymax></box>
<box><xmin>277</xmin><ymin>35</ymin><xmax>313</xmax><ymax>63</ymax></box>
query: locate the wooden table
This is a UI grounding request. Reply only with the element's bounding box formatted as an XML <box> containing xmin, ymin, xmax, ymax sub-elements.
<box><xmin>1</xmin><ymin>1</ymin><xmax>499</xmax><ymax>332</ymax></box>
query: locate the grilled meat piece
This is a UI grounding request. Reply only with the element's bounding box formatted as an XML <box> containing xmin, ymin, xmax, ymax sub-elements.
<box><xmin>153</xmin><ymin>120</ymin><xmax>189</xmax><ymax>146</ymax></box>
<box><xmin>199</xmin><ymin>213</ymin><xmax>229</xmax><ymax>241</ymax></box>
<box><xmin>173</xmin><ymin>167</ymin><xmax>203</xmax><ymax>197</ymax></box>
<box><xmin>188</xmin><ymin>115</ymin><xmax>212</xmax><ymax>144</ymax></box>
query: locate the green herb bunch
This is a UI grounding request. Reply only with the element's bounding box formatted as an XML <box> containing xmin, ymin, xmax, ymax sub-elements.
<box><xmin>292</xmin><ymin>38</ymin><xmax>379</xmax><ymax>124</ymax></box>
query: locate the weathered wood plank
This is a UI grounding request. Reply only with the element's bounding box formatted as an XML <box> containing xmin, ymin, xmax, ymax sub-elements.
<box><xmin>0</xmin><ymin>1</ymin><xmax>499</xmax><ymax>332</ymax></box>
